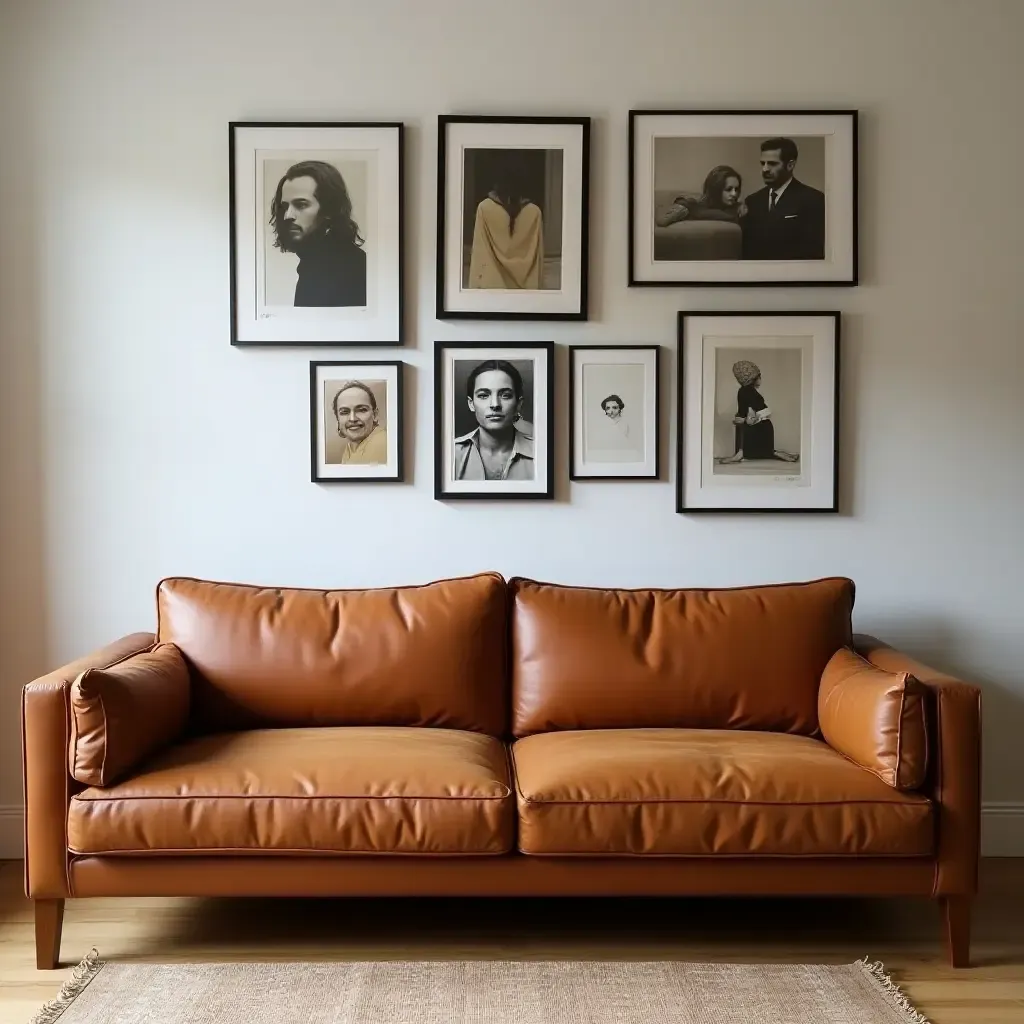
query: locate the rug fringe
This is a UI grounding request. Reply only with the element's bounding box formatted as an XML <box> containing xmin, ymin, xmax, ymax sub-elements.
<box><xmin>28</xmin><ymin>948</ymin><xmax>104</xmax><ymax>1024</ymax></box>
<box><xmin>855</xmin><ymin>957</ymin><xmax>932</xmax><ymax>1024</ymax></box>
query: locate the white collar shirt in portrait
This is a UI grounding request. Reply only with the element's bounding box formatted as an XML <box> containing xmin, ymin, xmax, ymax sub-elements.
<box><xmin>453</xmin><ymin>423</ymin><xmax>535</xmax><ymax>480</ymax></box>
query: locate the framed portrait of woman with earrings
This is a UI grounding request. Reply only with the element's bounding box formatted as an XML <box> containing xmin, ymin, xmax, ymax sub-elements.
<box><xmin>677</xmin><ymin>312</ymin><xmax>840</xmax><ymax>513</ymax></box>
<box><xmin>310</xmin><ymin>361</ymin><xmax>403</xmax><ymax>483</ymax></box>
<box><xmin>434</xmin><ymin>341</ymin><xmax>554</xmax><ymax>500</ymax></box>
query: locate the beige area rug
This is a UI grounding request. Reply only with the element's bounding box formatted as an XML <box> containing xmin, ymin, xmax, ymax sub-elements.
<box><xmin>32</xmin><ymin>952</ymin><xmax>931</xmax><ymax>1024</ymax></box>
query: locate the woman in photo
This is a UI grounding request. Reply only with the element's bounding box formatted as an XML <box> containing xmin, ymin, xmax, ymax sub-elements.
<box><xmin>453</xmin><ymin>360</ymin><xmax>535</xmax><ymax>480</ymax></box>
<box><xmin>656</xmin><ymin>164</ymin><xmax>746</xmax><ymax>228</ymax></box>
<box><xmin>718</xmin><ymin>360</ymin><xmax>799</xmax><ymax>465</ymax></box>
<box><xmin>332</xmin><ymin>381</ymin><xmax>388</xmax><ymax>465</ymax></box>
<box><xmin>467</xmin><ymin>167</ymin><xmax>544</xmax><ymax>290</ymax></box>
<box><xmin>591</xmin><ymin>393</ymin><xmax>637</xmax><ymax>449</ymax></box>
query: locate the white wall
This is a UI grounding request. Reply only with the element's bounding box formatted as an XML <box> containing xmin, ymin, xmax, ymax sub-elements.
<box><xmin>1</xmin><ymin>0</ymin><xmax>1022</xmax><ymax>854</ymax></box>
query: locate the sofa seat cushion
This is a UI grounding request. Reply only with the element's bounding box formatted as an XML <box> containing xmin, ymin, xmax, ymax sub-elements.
<box><xmin>512</xmin><ymin>730</ymin><xmax>934</xmax><ymax>857</ymax></box>
<box><xmin>68</xmin><ymin>727</ymin><xmax>514</xmax><ymax>856</ymax></box>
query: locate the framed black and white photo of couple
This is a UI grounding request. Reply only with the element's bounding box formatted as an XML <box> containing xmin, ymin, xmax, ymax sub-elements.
<box><xmin>230</xmin><ymin>122</ymin><xmax>404</xmax><ymax>346</ymax></box>
<box><xmin>569</xmin><ymin>346</ymin><xmax>660</xmax><ymax>480</ymax></box>
<box><xmin>677</xmin><ymin>312</ymin><xmax>840</xmax><ymax>513</ymax></box>
<box><xmin>436</xmin><ymin>116</ymin><xmax>590</xmax><ymax>321</ymax></box>
<box><xmin>310</xmin><ymin>361</ymin><xmax>403</xmax><ymax>483</ymax></box>
<box><xmin>434</xmin><ymin>341</ymin><xmax>554</xmax><ymax>500</ymax></box>
<box><xmin>629</xmin><ymin>110</ymin><xmax>857</xmax><ymax>286</ymax></box>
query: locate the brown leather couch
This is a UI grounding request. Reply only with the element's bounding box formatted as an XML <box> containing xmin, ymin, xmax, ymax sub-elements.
<box><xmin>22</xmin><ymin>574</ymin><xmax>982</xmax><ymax>969</ymax></box>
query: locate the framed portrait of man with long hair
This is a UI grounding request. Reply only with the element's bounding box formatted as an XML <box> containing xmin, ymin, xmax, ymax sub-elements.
<box><xmin>230</xmin><ymin>122</ymin><xmax>404</xmax><ymax>345</ymax></box>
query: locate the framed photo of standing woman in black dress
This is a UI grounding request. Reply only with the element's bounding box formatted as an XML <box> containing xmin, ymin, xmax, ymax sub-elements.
<box><xmin>436</xmin><ymin>116</ymin><xmax>590</xmax><ymax>320</ymax></box>
<box><xmin>677</xmin><ymin>312</ymin><xmax>840</xmax><ymax>513</ymax></box>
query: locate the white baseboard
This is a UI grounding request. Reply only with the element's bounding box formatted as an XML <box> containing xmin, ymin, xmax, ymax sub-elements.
<box><xmin>1</xmin><ymin>802</ymin><xmax>1022</xmax><ymax>862</ymax></box>
<box><xmin>980</xmin><ymin>802</ymin><xmax>1024</xmax><ymax>857</ymax></box>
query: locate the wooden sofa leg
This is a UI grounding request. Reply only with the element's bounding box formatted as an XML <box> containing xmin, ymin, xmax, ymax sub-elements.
<box><xmin>941</xmin><ymin>895</ymin><xmax>971</xmax><ymax>968</ymax></box>
<box><xmin>35</xmin><ymin>899</ymin><xmax>65</xmax><ymax>970</ymax></box>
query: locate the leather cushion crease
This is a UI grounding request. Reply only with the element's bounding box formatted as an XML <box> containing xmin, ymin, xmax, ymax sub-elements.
<box><xmin>511</xmin><ymin>729</ymin><xmax>933</xmax><ymax>856</ymax></box>
<box><xmin>819</xmin><ymin>646</ymin><xmax>929</xmax><ymax>790</ymax></box>
<box><xmin>69</xmin><ymin>642</ymin><xmax>191</xmax><ymax>787</ymax></box>
<box><xmin>510</xmin><ymin>576</ymin><xmax>855</xmax><ymax>737</ymax></box>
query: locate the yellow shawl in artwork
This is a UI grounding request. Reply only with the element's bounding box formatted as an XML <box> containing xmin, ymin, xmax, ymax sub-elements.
<box><xmin>467</xmin><ymin>197</ymin><xmax>543</xmax><ymax>289</ymax></box>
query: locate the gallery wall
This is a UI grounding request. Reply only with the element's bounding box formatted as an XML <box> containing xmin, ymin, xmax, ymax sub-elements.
<box><xmin>0</xmin><ymin>0</ymin><xmax>1021</xmax><ymax>853</ymax></box>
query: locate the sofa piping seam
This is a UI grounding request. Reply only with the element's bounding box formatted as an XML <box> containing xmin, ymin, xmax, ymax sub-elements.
<box><xmin>516</xmin><ymin>797</ymin><xmax>932</xmax><ymax>808</ymax></box>
<box><xmin>71</xmin><ymin>792</ymin><xmax>514</xmax><ymax>803</ymax></box>
<box><xmin>67</xmin><ymin>845</ymin><xmax>513</xmax><ymax>857</ymax></box>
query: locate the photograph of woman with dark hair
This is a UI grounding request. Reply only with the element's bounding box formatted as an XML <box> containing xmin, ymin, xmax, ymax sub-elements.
<box><xmin>270</xmin><ymin>159</ymin><xmax>367</xmax><ymax>307</ymax></box>
<box><xmin>453</xmin><ymin>359</ymin><xmax>535</xmax><ymax>480</ymax></box>
<box><xmin>717</xmin><ymin>359</ymin><xmax>800</xmax><ymax>466</ymax></box>
<box><xmin>467</xmin><ymin>166</ymin><xmax>545</xmax><ymax>290</ymax></box>
<box><xmin>655</xmin><ymin>164</ymin><xmax>746</xmax><ymax>228</ymax></box>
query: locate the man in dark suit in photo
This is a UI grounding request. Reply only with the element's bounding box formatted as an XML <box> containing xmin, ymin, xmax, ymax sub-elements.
<box><xmin>741</xmin><ymin>138</ymin><xmax>825</xmax><ymax>261</ymax></box>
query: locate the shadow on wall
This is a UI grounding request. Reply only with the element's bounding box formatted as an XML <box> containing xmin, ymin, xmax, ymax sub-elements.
<box><xmin>0</xmin><ymin>69</ymin><xmax>49</xmax><ymax>809</ymax></box>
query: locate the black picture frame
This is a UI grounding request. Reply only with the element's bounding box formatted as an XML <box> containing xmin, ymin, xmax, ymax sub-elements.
<box><xmin>229</xmin><ymin>121</ymin><xmax>405</xmax><ymax>346</ymax></box>
<box><xmin>434</xmin><ymin>340</ymin><xmax>556</xmax><ymax>500</ymax></box>
<box><xmin>436</xmin><ymin>115</ymin><xmax>591</xmax><ymax>321</ymax></box>
<box><xmin>629</xmin><ymin>109</ymin><xmax>858</xmax><ymax>287</ymax></box>
<box><xmin>310</xmin><ymin>360</ymin><xmax>404</xmax><ymax>483</ymax></box>
<box><xmin>676</xmin><ymin>311</ymin><xmax>841</xmax><ymax>514</ymax></box>
<box><xmin>568</xmin><ymin>345</ymin><xmax>661</xmax><ymax>481</ymax></box>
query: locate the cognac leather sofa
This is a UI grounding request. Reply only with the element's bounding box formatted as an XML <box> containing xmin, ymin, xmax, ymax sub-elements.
<box><xmin>22</xmin><ymin>574</ymin><xmax>981</xmax><ymax>969</ymax></box>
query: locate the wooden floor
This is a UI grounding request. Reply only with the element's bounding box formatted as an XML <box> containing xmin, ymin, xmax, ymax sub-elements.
<box><xmin>1</xmin><ymin>860</ymin><xmax>1022</xmax><ymax>1024</ymax></box>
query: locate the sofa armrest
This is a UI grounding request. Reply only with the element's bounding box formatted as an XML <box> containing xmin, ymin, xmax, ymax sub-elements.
<box><xmin>853</xmin><ymin>634</ymin><xmax>981</xmax><ymax>896</ymax></box>
<box><xmin>22</xmin><ymin>633</ymin><xmax>155</xmax><ymax>898</ymax></box>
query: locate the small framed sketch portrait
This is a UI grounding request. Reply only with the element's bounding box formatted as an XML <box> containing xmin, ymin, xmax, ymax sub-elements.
<box><xmin>677</xmin><ymin>312</ymin><xmax>840</xmax><ymax>513</ymax></box>
<box><xmin>230</xmin><ymin>121</ymin><xmax>404</xmax><ymax>345</ymax></box>
<box><xmin>569</xmin><ymin>346</ymin><xmax>660</xmax><ymax>480</ymax></box>
<box><xmin>436</xmin><ymin>116</ymin><xmax>590</xmax><ymax>321</ymax></box>
<box><xmin>310</xmin><ymin>361</ymin><xmax>403</xmax><ymax>483</ymax></box>
<box><xmin>630</xmin><ymin>110</ymin><xmax>857</xmax><ymax>286</ymax></box>
<box><xmin>434</xmin><ymin>341</ymin><xmax>554</xmax><ymax>500</ymax></box>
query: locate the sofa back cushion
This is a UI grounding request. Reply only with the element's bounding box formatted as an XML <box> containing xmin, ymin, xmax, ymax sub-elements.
<box><xmin>157</xmin><ymin>573</ymin><xmax>508</xmax><ymax>735</ymax></box>
<box><xmin>511</xmin><ymin>577</ymin><xmax>854</xmax><ymax>737</ymax></box>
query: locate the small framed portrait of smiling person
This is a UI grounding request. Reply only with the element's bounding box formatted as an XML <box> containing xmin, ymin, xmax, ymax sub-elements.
<box><xmin>435</xmin><ymin>341</ymin><xmax>554</xmax><ymax>500</ymax></box>
<box><xmin>230</xmin><ymin>122</ymin><xmax>404</xmax><ymax>345</ymax></box>
<box><xmin>310</xmin><ymin>361</ymin><xmax>403</xmax><ymax>483</ymax></box>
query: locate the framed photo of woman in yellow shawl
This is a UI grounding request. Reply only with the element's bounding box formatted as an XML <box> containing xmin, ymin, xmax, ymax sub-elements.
<box><xmin>437</xmin><ymin>116</ymin><xmax>590</xmax><ymax>321</ymax></box>
<box><xmin>310</xmin><ymin>360</ymin><xmax>403</xmax><ymax>483</ymax></box>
